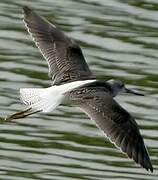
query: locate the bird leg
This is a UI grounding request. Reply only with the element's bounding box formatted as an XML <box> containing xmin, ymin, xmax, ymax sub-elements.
<box><xmin>5</xmin><ymin>108</ymin><xmax>41</xmax><ymax>122</ymax></box>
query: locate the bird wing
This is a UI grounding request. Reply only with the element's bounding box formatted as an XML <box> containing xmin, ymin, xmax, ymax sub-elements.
<box><xmin>23</xmin><ymin>6</ymin><xmax>95</xmax><ymax>85</ymax></box>
<box><xmin>70</xmin><ymin>88</ymin><xmax>153</xmax><ymax>172</ymax></box>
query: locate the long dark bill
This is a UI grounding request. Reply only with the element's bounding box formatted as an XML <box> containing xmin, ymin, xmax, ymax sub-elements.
<box><xmin>125</xmin><ymin>88</ymin><xmax>144</xmax><ymax>96</ymax></box>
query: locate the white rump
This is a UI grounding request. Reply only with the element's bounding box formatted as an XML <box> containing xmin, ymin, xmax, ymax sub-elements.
<box><xmin>20</xmin><ymin>80</ymin><xmax>96</xmax><ymax>113</ymax></box>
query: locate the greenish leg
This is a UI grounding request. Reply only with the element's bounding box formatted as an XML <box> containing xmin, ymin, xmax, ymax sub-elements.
<box><xmin>4</xmin><ymin>108</ymin><xmax>41</xmax><ymax>122</ymax></box>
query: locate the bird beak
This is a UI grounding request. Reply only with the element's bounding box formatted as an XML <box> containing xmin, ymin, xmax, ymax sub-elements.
<box><xmin>125</xmin><ymin>88</ymin><xmax>144</xmax><ymax>96</ymax></box>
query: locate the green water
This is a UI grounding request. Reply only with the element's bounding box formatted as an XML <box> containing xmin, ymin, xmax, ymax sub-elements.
<box><xmin>0</xmin><ymin>0</ymin><xmax>157</xmax><ymax>179</ymax></box>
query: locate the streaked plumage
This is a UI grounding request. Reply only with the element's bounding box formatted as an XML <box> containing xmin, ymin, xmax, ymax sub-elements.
<box><xmin>68</xmin><ymin>82</ymin><xmax>152</xmax><ymax>171</ymax></box>
<box><xmin>23</xmin><ymin>7</ymin><xmax>95</xmax><ymax>85</ymax></box>
<box><xmin>9</xmin><ymin>6</ymin><xmax>153</xmax><ymax>172</ymax></box>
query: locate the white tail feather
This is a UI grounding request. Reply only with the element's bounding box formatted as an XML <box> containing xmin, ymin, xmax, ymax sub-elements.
<box><xmin>20</xmin><ymin>88</ymin><xmax>44</xmax><ymax>105</ymax></box>
<box><xmin>20</xmin><ymin>86</ymin><xmax>64</xmax><ymax>112</ymax></box>
<box><xmin>20</xmin><ymin>80</ymin><xmax>96</xmax><ymax>113</ymax></box>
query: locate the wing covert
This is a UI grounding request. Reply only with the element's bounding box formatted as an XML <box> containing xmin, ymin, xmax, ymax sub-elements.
<box><xmin>70</xmin><ymin>88</ymin><xmax>153</xmax><ymax>172</ymax></box>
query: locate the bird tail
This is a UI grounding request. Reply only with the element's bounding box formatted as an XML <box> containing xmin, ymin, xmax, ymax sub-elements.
<box><xmin>20</xmin><ymin>86</ymin><xmax>64</xmax><ymax>113</ymax></box>
<box><xmin>20</xmin><ymin>80</ymin><xmax>96</xmax><ymax>113</ymax></box>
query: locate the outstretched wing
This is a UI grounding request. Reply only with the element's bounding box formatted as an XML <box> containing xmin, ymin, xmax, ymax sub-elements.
<box><xmin>23</xmin><ymin>6</ymin><xmax>95</xmax><ymax>85</ymax></box>
<box><xmin>71</xmin><ymin>88</ymin><xmax>153</xmax><ymax>172</ymax></box>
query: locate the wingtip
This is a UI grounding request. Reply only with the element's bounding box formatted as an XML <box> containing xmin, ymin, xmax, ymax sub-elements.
<box><xmin>145</xmin><ymin>166</ymin><xmax>153</xmax><ymax>173</ymax></box>
<box><xmin>150</xmin><ymin>167</ymin><xmax>153</xmax><ymax>173</ymax></box>
<box><xmin>147</xmin><ymin>163</ymin><xmax>153</xmax><ymax>173</ymax></box>
<box><xmin>23</xmin><ymin>6</ymin><xmax>32</xmax><ymax>15</ymax></box>
<box><xmin>142</xmin><ymin>155</ymin><xmax>153</xmax><ymax>173</ymax></box>
<box><xmin>141</xmin><ymin>152</ymin><xmax>153</xmax><ymax>173</ymax></box>
<box><xmin>144</xmin><ymin>147</ymin><xmax>153</xmax><ymax>173</ymax></box>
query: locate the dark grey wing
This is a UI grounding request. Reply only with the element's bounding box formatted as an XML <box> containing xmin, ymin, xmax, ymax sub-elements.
<box><xmin>71</xmin><ymin>88</ymin><xmax>153</xmax><ymax>172</ymax></box>
<box><xmin>23</xmin><ymin>6</ymin><xmax>95</xmax><ymax>85</ymax></box>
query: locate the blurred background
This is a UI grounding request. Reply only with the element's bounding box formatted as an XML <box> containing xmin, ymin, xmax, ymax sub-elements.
<box><xmin>0</xmin><ymin>0</ymin><xmax>158</xmax><ymax>179</ymax></box>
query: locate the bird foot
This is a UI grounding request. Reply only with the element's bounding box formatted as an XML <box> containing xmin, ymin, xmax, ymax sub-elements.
<box><xmin>4</xmin><ymin>108</ymin><xmax>41</xmax><ymax>122</ymax></box>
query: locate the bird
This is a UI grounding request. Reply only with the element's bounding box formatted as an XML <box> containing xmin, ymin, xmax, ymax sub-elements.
<box><xmin>6</xmin><ymin>6</ymin><xmax>153</xmax><ymax>172</ymax></box>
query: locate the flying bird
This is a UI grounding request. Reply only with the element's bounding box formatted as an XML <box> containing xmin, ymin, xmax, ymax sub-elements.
<box><xmin>6</xmin><ymin>6</ymin><xmax>153</xmax><ymax>172</ymax></box>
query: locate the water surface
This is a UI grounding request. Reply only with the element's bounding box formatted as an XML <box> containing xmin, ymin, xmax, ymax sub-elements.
<box><xmin>0</xmin><ymin>0</ymin><xmax>158</xmax><ymax>179</ymax></box>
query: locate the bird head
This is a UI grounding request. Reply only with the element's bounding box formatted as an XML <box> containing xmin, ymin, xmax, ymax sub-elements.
<box><xmin>107</xmin><ymin>79</ymin><xmax>144</xmax><ymax>97</ymax></box>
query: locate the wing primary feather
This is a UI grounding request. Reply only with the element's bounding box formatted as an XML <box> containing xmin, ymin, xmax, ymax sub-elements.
<box><xmin>23</xmin><ymin>6</ymin><xmax>95</xmax><ymax>85</ymax></box>
<box><xmin>75</xmin><ymin>88</ymin><xmax>153</xmax><ymax>172</ymax></box>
